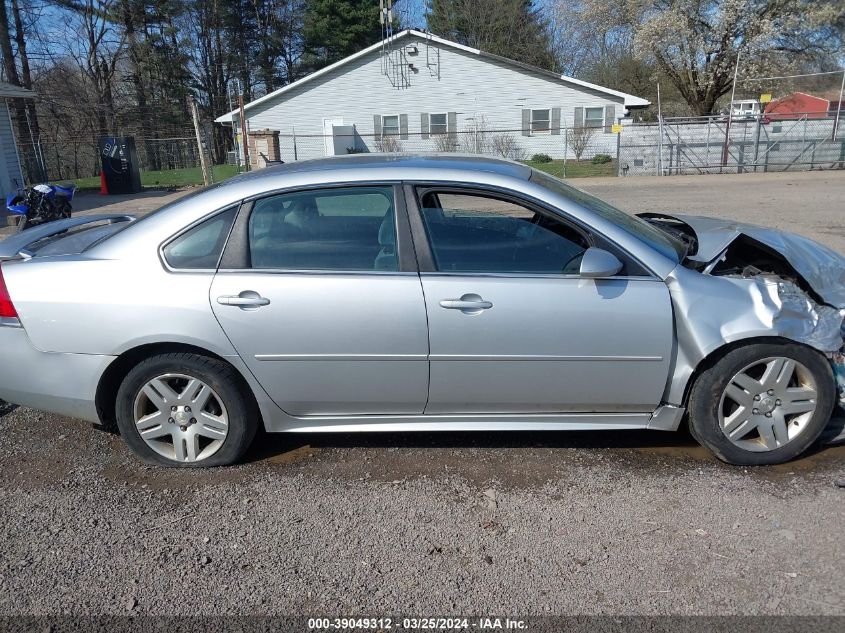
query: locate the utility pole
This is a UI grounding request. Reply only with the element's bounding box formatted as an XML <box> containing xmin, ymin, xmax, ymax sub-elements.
<box><xmin>722</xmin><ymin>49</ymin><xmax>741</xmax><ymax>168</ymax></box>
<box><xmin>833</xmin><ymin>69</ymin><xmax>845</xmax><ymax>141</ymax></box>
<box><xmin>188</xmin><ymin>95</ymin><xmax>211</xmax><ymax>186</ymax></box>
<box><xmin>239</xmin><ymin>94</ymin><xmax>251</xmax><ymax>171</ymax></box>
<box><xmin>656</xmin><ymin>83</ymin><xmax>664</xmax><ymax>176</ymax></box>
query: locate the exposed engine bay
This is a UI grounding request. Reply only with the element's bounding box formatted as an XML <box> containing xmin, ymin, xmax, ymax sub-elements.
<box><xmin>639</xmin><ymin>213</ymin><xmax>845</xmax><ymax>413</ymax></box>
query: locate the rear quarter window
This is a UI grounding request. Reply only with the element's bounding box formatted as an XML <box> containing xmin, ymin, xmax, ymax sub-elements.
<box><xmin>162</xmin><ymin>206</ymin><xmax>238</xmax><ymax>270</ymax></box>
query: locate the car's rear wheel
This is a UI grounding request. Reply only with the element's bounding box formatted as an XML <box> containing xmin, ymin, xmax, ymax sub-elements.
<box><xmin>115</xmin><ymin>353</ymin><xmax>258</xmax><ymax>467</ymax></box>
<box><xmin>688</xmin><ymin>342</ymin><xmax>835</xmax><ymax>465</ymax></box>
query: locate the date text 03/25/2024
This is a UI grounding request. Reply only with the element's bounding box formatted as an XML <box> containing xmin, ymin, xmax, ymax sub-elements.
<box><xmin>307</xmin><ymin>617</ymin><xmax>528</xmax><ymax>630</ymax></box>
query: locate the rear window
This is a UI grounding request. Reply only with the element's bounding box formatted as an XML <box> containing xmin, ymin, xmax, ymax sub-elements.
<box><xmin>27</xmin><ymin>219</ymin><xmax>133</xmax><ymax>256</ymax></box>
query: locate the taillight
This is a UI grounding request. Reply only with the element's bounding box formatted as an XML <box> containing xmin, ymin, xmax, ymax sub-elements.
<box><xmin>0</xmin><ymin>263</ymin><xmax>18</xmax><ymax>318</ymax></box>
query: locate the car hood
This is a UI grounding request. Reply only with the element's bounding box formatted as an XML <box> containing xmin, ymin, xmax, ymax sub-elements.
<box><xmin>638</xmin><ymin>213</ymin><xmax>845</xmax><ymax>310</ymax></box>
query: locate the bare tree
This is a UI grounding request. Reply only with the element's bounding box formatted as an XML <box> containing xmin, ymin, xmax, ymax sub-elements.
<box><xmin>567</xmin><ymin>125</ymin><xmax>596</xmax><ymax>161</ymax></box>
<box><xmin>374</xmin><ymin>134</ymin><xmax>403</xmax><ymax>152</ymax></box>
<box><xmin>459</xmin><ymin>116</ymin><xmax>492</xmax><ymax>154</ymax></box>
<box><xmin>432</xmin><ymin>133</ymin><xmax>458</xmax><ymax>152</ymax></box>
<box><xmin>551</xmin><ymin>0</ymin><xmax>845</xmax><ymax>116</ymax></box>
<box><xmin>491</xmin><ymin>132</ymin><xmax>525</xmax><ymax>161</ymax></box>
<box><xmin>0</xmin><ymin>0</ymin><xmax>41</xmax><ymax>178</ymax></box>
<box><xmin>634</xmin><ymin>0</ymin><xmax>845</xmax><ymax>115</ymax></box>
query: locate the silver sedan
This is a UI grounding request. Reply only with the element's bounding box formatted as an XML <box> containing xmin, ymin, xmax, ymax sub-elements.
<box><xmin>0</xmin><ymin>155</ymin><xmax>842</xmax><ymax>466</ymax></box>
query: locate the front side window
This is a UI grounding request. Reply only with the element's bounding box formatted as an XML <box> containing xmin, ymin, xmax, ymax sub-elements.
<box><xmin>163</xmin><ymin>206</ymin><xmax>238</xmax><ymax>269</ymax></box>
<box><xmin>429</xmin><ymin>113</ymin><xmax>448</xmax><ymax>135</ymax></box>
<box><xmin>531</xmin><ymin>109</ymin><xmax>551</xmax><ymax>134</ymax></box>
<box><xmin>418</xmin><ymin>190</ymin><xmax>590</xmax><ymax>274</ymax></box>
<box><xmin>381</xmin><ymin>115</ymin><xmax>400</xmax><ymax>136</ymax></box>
<box><xmin>248</xmin><ymin>186</ymin><xmax>397</xmax><ymax>271</ymax></box>
<box><xmin>585</xmin><ymin>107</ymin><xmax>604</xmax><ymax>128</ymax></box>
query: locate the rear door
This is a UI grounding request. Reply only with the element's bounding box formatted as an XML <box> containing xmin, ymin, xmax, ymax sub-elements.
<box><xmin>211</xmin><ymin>184</ymin><xmax>429</xmax><ymax>417</ymax></box>
<box><xmin>407</xmin><ymin>186</ymin><xmax>674</xmax><ymax>415</ymax></box>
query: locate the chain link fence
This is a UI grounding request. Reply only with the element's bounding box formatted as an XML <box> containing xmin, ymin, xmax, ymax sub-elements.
<box><xmin>19</xmin><ymin>136</ymin><xmax>210</xmax><ymax>183</ymax></box>
<box><xmin>13</xmin><ymin>125</ymin><xmax>227</xmax><ymax>187</ymax></box>
<box><xmin>15</xmin><ymin>113</ymin><xmax>844</xmax><ymax>188</ymax></box>
<box><xmin>619</xmin><ymin>113</ymin><xmax>845</xmax><ymax>176</ymax></box>
<box><xmin>276</xmin><ymin>126</ymin><xmax>620</xmax><ymax>179</ymax></box>
<box><xmin>268</xmin><ymin>113</ymin><xmax>843</xmax><ymax>179</ymax></box>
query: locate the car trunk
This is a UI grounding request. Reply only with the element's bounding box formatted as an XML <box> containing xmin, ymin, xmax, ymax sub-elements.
<box><xmin>0</xmin><ymin>215</ymin><xmax>135</xmax><ymax>262</ymax></box>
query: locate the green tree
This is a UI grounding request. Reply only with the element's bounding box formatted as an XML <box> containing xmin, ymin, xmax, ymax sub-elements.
<box><xmin>426</xmin><ymin>0</ymin><xmax>557</xmax><ymax>71</ymax></box>
<box><xmin>302</xmin><ymin>0</ymin><xmax>384</xmax><ymax>68</ymax></box>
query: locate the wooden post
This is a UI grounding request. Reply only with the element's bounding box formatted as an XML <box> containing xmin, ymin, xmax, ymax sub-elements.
<box><xmin>188</xmin><ymin>95</ymin><xmax>212</xmax><ymax>186</ymax></box>
<box><xmin>239</xmin><ymin>94</ymin><xmax>250</xmax><ymax>170</ymax></box>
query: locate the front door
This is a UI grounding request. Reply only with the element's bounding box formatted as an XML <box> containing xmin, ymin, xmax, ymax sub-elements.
<box><xmin>411</xmin><ymin>188</ymin><xmax>674</xmax><ymax>414</ymax></box>
<box><xmin>211</xmin><ymin>184</ymin><xmax>429</xmax><ymax>417</ymax></box>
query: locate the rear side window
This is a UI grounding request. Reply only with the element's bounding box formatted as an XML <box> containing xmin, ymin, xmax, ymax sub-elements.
<box><xmin>247</xmin><ymin>186</ymin><xmax>397</xmax><ymax>271</ymax></box>
<box><xmin>163</xmin><ymin>206</ymin><xmax>238</xmax><ymax>270</ymax></box>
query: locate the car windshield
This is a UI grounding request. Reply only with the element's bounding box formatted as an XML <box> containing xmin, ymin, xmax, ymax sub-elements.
<box><xmin>529</xmin><ymin>169</ymin><xmax>686</xmax><ymax>261</ymax></box>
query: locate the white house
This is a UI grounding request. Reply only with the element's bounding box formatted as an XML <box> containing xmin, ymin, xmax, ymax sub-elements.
<box><xmin>0</xmin><ymin>82</ymin><xmax>35</xmax><ymax>195</ymax></box>
<box><xmin>215</xmin><ymin>30</ymin><xmax>650</xmax><ymax>163</ymax></box>
<box><xmin>731</xmin><ymin>99</ymin><xmax>762</xmax><ymax>118</ymax></box>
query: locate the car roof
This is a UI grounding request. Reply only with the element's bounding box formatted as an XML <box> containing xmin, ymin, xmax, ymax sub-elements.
<box><xmin>89</xmin><ymin>152</ymin><xmax>680</xmax><ymax>279</ymax></box>
<box><xmin>225</xmin><ymin>153</ymin><xmax>532</xmax><ymax>187</ymax></box>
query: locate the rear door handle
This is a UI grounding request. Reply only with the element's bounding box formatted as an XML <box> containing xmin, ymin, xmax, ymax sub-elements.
<box><xmin>439</xmin><ymin>294</ymin><xmax>492</xmax><ymax>313</ymax></box>
<box><xmin>217</xmin><ymin>291</ymin><xmax>270</xmax><ymax>309</ymax></box>
<box><xmin>440</xmin><ymin>300</ymin><xmax>493</xmax><ymax>310</ymax></box>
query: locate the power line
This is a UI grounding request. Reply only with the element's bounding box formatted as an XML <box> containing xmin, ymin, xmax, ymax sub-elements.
<box><xmin>740</xmin><ymin>69</ymin><xmax>844</xmax><ymax>82</ymax></box>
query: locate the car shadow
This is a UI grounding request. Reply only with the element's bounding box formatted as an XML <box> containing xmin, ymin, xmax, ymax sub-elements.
<box><xmin>244</xmin><ymin>426</ymin><xmax>705</xmax><ymax>461</ymax></box>
<box><xmin>243</xmin><ymin>412</ymin><xmax>845</xmax><ymax>468</ymax></box>
<box><xmin>0</xmin><ymin>400</ymin><xmax>18</xmax><ymax>418</ymax></box>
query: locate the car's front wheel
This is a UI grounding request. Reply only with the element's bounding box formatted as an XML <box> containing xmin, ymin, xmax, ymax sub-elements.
<box><xmin>688</xmin><ymin>342</ymin><xmax>835</xmax><ymax>465</ymax></box>
<box><xmin>115</xmin><ymin>353</ymin><xmax>258</xmax><ymax>467</ymax></box>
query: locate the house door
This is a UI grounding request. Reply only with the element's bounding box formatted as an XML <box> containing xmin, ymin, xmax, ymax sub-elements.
<box><xmin>322</xmin><ymin>117</ymin><xmax>344</xmax><ymax>156</ymax></box>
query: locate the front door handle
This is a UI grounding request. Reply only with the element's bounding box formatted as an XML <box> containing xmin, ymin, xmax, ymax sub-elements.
<box><xmin>217</xmin><ymin>291</ymin><xmax>270</xmax><ymax>309</ymax></box>
<box><xmin>439</xmin><ymin>293</ymin><xmax>492</xmax><ymax>314</ymax></box>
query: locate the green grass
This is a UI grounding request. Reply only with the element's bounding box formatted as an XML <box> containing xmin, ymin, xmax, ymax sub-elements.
<box><xmin>523</xmin><ymin>159</ymin><xmax>617</xmax><ymax>178</ymax></box>
<box><xmin>66</xmin><ymin>164</ymin><xmax>241</xmax><ymax>190</ymax></box>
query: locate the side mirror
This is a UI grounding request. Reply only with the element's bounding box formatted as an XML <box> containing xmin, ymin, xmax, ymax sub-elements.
<box><xmin>579</xmin><ymin>247</ymin><xmax>623</xmax><ymax>278</ymax></box>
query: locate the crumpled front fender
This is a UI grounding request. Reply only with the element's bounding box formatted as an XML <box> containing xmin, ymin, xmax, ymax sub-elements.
<box><xmin>664</xmin><ymin>265</ymin><xmax>845</xmax><ymax>406</ymax></box>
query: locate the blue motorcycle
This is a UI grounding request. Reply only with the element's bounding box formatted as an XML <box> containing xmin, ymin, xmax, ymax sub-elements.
<box><xmin>6</xmin><ymin>183</ymin><xmax>75</xmax><ymax>233</ymax></box>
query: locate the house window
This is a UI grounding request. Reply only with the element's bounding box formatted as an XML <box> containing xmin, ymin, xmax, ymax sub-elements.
<box><xmin>584</xmin><ymin>107</ymin><xmax>604</xmax><ymax>128</ymax></box>
<box><xmin>381</xmin><ymin>114</ymin><xmax>400</xmax><ymax>136</ymax></box>
<box><xmin>531</xmin><ymin>109</ymin><xmax>551</xmax><ymax>134</ymax></box>
<box><xmin>429</xmin><ymin>113</ymin><xmax>448</xmax><ymax>135</ymax></box>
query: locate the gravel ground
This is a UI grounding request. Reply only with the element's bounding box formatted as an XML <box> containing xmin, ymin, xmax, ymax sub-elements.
<box><xmin>1</xmin><ymin>171</ymin><xmax>844</xmax><ymax>618</ymax></box>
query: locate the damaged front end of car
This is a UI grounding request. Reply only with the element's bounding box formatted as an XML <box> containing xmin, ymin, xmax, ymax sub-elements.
<box><xmin>639</xmin><ymin>213</ymin><xmax>845</xmax><ymax>418</ymax></box>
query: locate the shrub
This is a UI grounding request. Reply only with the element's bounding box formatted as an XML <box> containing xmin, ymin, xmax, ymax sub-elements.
<box><xmin>531</xmin><ymin>153</ymin><xmax>553</xmax><ymax>163</ymax></box>
<box><xmin>374</xmin><ymin>135</ymin><xmax>403</xmax><ymax>153</ymax></box>
<box><xmin>433</xmin><ymin>133</ymin><xmax>458</xmax><ymax>152</ymax></box>
<box><xmin>491</xmin><ymin>133</ymin><xmax>526</xmax><ymax>161</ymax></box>
<box><xmin>591</xmin><ymin>153</ymin><xmax>613</xmax><ymax>164</ymax></box>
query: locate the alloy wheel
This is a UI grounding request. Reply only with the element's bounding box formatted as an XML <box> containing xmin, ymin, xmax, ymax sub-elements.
<box><xmin>132</xmin><ymin>373</ymin><xmax>229</xmax><ymax>463</ymax></box>
<box><xmin>718</xmin><ymin>356</ymin><xmax>818</xmax><ymax>452</ymax></box>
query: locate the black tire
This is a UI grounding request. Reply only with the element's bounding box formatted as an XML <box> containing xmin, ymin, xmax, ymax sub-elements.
<box><xmin>688</xmin><ymin>342</ymin><xmax>835</xmax><ymax>466</ymax></box>
<box><xmin>115</xmin><ymin>352</ymin><xmax>259</xmax><ymax>467</ymax></box>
